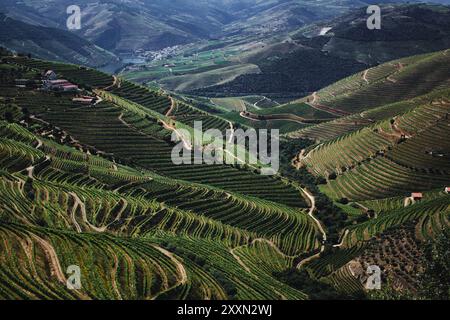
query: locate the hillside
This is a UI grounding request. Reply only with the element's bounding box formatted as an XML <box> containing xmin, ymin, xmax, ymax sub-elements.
<box><xmin>289</xmin><ymin>50</ymin><xmax>450</xmax><ymax>201</ymax></box>
<box><xmin>0</xmin><ymin>47</ymin><xmax>449</xmax><ymax>300</ymax></box>
<box><xmin>188</xmin><ymin>49</ymin><xmax>450</xmax><ymax>137</ymax></box>
<box><xmin>191</xmin><ymin>4</ymin><xmax>450</xmax><ymax>100</ymax></box>
<box><xmin>299</xmin><ymin>89</ymin><xmax>450</xmax><ymax>201</ymax></box>
<box><xmin>0</xmin><ymin>0</ymin><xmax>230</xmax><ymax>54</ymax></box>
<box><xmin>0</xmin><ymin>14</ymin><xmax>119</xmax><ymax>69</ymax></box>
<box><xmin>284</xmin><ymin>49</ymin><xmax>450</xmax><ymax>140</ymax></box>
<box><xmin>0</xmin><ymin>0</ymin><xmax>425</xmax><ymax>57</ymax></box>
<box><xmin>0</xmin><ymin>53</ymin><xmax>329</xmax><ymax>299</ymax></box>
<box><xmin>312</xmin><ymin>3</ymin><xmax>450</xmax><ymax>65</ymax></box>
<box><xmin>282</xmin><ymin>53</ymin><xmax>450</xmax><ymax>297</ymax></box>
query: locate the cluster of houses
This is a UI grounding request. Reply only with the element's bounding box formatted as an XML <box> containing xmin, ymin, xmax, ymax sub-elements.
<box><xmin>14</xmin><ymin>69</ymin><xmax>79</xmax><ymax>92</ymax></box>
<box><xmin>15</xmin><ymin>69</ymin><xmax>100</xmax><ymax>106</ymax></box>
<box><xmin>134</xmin><ymin>45</ymin><xmax>181</xmax><ymax>62</ymax></box>
<box><xmin>41</xmin><ymin>70</ymin><xmax>79</xmax><ymax>92</ymax></box>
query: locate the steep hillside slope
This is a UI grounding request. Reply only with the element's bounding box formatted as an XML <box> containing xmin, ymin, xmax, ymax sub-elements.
<box><xmin>221</xmin><ymin>0</ymin><xmax>426</xmax><ymax>37</ymax></box>
<box><xmin>0</xmin><ymin>0</ymin><xmax>425</xmax><ymax>56</ymax></box>
<box><xmin>0</xmin><ymin>14</ymin><xmax>119</xmax><ymax>69</ymax></box>
<box><xmin>0</xmin><ymin>0</ymin><xmax>231</xmax><ymax>53</ymax></box>
<box><xmin>300</xmin><ymin>90</ymin><xmax>450</xmax><ymax>200</ymax></box>
<box><xmin>193</xmin><ymin>4</ymin><xmax>450</xmax><ymax>99</ymax></box>
<box><xmin>282</xmin><ymin>52</ymin><xmax>450</xmax><ymax>298</ymax></box>
<box><xmin>0</xmin><ymin>53</ymin><xmax>326</xmax><ymax>299</ymax></box>
<box><xmin>314</xmin><ymin>3</ymin><xmax>450</xmax><ymax>65</ymax></box>
<box><xmin>285</xmin><ymin>49</ymin><xmax>450</xmax><ymax>140</ymax></box>
<box><xmin>0</xmin><ymin>47</ymin><xmax>449</xmax><ymax>300</ymax></box>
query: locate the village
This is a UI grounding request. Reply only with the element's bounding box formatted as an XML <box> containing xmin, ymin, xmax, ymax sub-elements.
<box><xmin>122</xmin><ymin>45</ymin><xmax>182</xmax><ymax>72</ymax></box>
<box><xmin>134</xmin><ymin>45</ymin><xmax>182</xmax><ymax>63</ymax></box>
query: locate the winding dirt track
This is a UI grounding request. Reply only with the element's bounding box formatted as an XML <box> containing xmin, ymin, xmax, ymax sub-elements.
<box><xmin>103</xmin><ymin>75</ymin><xmax>121</xmax><ymax>91</ymax></box>
<box><xmin>28</xmin><ymin>233</ymin><xmax>92</xmax><ymax>299</ymax></box>
<box><xmin>240</xmin><ymin>111</ymin><xmax>332</xmax><ymax>124</ymax></box>
<box><xmin>227</xmin><ymin>186</ymin><xmax>326</xmax><ymax>272</ymax></box>
<box><xmin>36</xmin><ymin>138</ymin><xmax>43</xmax><ymax>149</ymax></box>
<box><xmin>333</xmin><ymin>229</ymin><xmax>349</xmax><ymax>248</ymax></box>
<box><xmin>152</xmin><ymin>245</ymin><xmax>188</xmax><ymax>292</ymax></box>
<box><xmin>229</xmin><ymin>248</ymin><xmax>252</xmax><ymax>273</ymax></box>
<box><xmin>165</xmin><ymin>96</ymin><xmax>176</xmax><ymax>117</ymax></box>
<box><xmin>386</xmin><ymin>62</ymin><xmax>404</xmax><ymax>83</ymax></box>
<box><xmin>108</xmin><ymin>249</ymin><xmax>123</xmax><ymax>300</ymax></box>
<box><xmin>31</xmin><ymin>234</ymin><xmax>66</xmax><ymax>284</ymax></box>
<box><xmin>311</xmin><ymin>91</ymin><xmax>318</xmax><ymax>104</ymax></box>
<box><xmin>362</xmin><ymin>70</ymin><xmax>369</xmax><ymax>84</ymax></box>
<box><xmin>161</xmin><ymin>96</ymin><xmax>263</xmax><ymax>171</ymax></box>
<box><xmin>26</xmin><ymin>166</ymin><xmax>34</xmax><ymax>179</ymax></box>
<box><xmin>25</xmin><ymin>155</ymin><xmax>50</xmax><ymax>179</ymax></box>
<box><xmin>306</xmin><ymin>91</ymin><xmax>353</xmax><ymax>117</ymax></box>
<box><xmin>292</xmin><ymin>144</ymin><xmax>324</xmax><ymax>170</ymax></box>
<box><xmin>159</xmin><ymin>96</ymin><xmax>195</xmax><ymax>150</ymax></box>
<box><xmin>69</xmin><ymin>192</ymin><xmax>107</xmax><ymax>233</ymax></box>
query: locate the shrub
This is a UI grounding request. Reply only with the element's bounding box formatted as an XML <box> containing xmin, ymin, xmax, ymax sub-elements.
<box><xmin>328</xmin><ymin>172</ymin><xmax>337</xmax><ymax>180</ymax></box>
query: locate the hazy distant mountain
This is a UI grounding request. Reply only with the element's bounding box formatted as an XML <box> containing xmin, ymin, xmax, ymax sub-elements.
<box><xmin>191</xmin><ymin>3</ymin><xmax>450</xmax><ymax>99</ymax></box>
<box><xmin>0</xmin><ymin>0</ymin><xmax>234</xmax><ymax>54</ymax></box>
<box><xmin>221</xmin><ymin>0</ymin><xmax>411</xmax><ymax>36</ymax></box>
<box><xmin>300</xmin><ymin>3</ymin><xmax>450</xmax><ymax>64</ymax></box>
<box><xmin>0</xmin><ymin>0</ymin><xmax>430</xmax><ymax>55</ymax></box>
<box><xmin>0</xmin><ymin>13</ymin><xmax>119</xmax><ymax>68</ymax></box>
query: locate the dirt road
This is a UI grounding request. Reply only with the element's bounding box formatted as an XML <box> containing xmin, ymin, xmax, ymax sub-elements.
<box><xmin>296</xmin><ymin>188</ymin><xmax>327</xmax><ymax>269</ymax></box>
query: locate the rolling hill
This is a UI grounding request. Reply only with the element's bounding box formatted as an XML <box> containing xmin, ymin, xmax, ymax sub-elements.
<box><xmin>286</xmin><ymin>49</ymin><xmax>450</xmax><ymax>139</ymax></box>
<box><xmin>0</xmin><ymin>46</ymin><xmax>448</xmax><ymax>299</ymax></box>
<box><xmin>192</xmin><ymin>4</ymin><xmax>450</xmax><ymax>100</ymax></box>
<box><xmin>0</xmin><ymin>52</ymin><xmax>323</xmax><ymax>299</ymax></box>
<box><xmin>0</xmin><ymin>0</ymin><xmax>427</xmax><ymax>57</ymax></box>
<box><xmin>282</xmin><ymin>50</ymin><xmax>450</xmax><ymax>298</ymax></box>
<box><xmin>0</xmin><ymin>14</ymin><xmax>120</xmax><ymax>69</ymax></box>
<box><xmin>0</xmin><ymin>0</ymin><xmax>231</xmax><ymax>54</ymax></box>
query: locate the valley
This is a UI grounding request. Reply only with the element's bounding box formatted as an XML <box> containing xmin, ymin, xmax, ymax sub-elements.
<box><xmin>0</xmin><ymin>1</ymin><xmax>449</xmax><ymax>302</ymax></box>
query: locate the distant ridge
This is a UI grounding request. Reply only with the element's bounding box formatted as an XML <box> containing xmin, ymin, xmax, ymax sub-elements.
<box><xmin>0</xmin><ymin>13</ymin><xmax>120</xmax><ymax>69</ymax></box>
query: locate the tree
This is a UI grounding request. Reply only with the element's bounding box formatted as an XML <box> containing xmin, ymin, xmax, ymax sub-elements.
<box><xmin>24</xmin><ymin>178</ymin><xmax>35</xmax><ymax>201</ymax></box>
<box><xmin>419</xmin><ymin>229</ymin><xmax>450</xmax><ymax>300</ymax></box>
<box><xmin>4</xmin><ymin>111</ymin><xmax>14</xmax><ymax>123</ymax></box>
<box><xmin>328</xmin><ymin>172</ymin><xmax>337</xmax><ymax>180</ymax></box>
<box><xmin>315</xmin><ymin>176</ymin><xmax>327</xmax><ymax>185</ymax></box>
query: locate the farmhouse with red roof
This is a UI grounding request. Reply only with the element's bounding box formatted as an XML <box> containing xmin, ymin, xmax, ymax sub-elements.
<box><xmin>411</xmin><ymin>193</ymin><xmax>423</xmax><ymax>201</ymax></box>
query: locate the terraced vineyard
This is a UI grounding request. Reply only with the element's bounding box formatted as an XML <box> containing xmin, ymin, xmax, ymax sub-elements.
<box><xmin>1</xmin><ymin>48</ymin><xmax>449</xmax><ymax>300</ymax></box>
<box><xmin>7</xmin><ymin>57</ymin><xmax>114</xmax><ymax>89</ymax></box>
<box><xmin>284</xmin><ymin>50</ymin><xmax>450</xmax><ymax>298</ymax></box>
<box><xmin>301</xmin><ymin>51</ymin><xmax>450</xmax><ymax>114</ymax></box>
<box><xmin>308</xmin><ymin>94</ymin><xmax>450</xmax><ymax>201</ymax></box>
<box><xmin>0</xmin><ymin>53</ymin><xmax>322</xmax><ymax>300</ymax></box>
<box><xmin>288</xmin><ymin>50</ymin><xmax>450</xmax><ymax>141</ymax></box>
<box><xmin>107</xmin><ymin>80</ymin><xmax>231</xmax><ymax>133</ymax></box>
